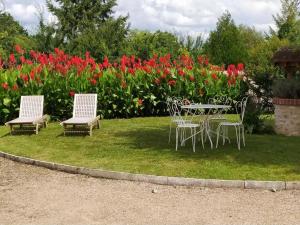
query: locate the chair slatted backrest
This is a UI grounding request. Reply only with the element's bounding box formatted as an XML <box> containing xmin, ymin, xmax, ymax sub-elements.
<box><xmin>73</xmin><ymin>94</ymin><xmax>97</xmax><ymax>118</ymax></box>
<box><xmin>19</xmin><ymin>96</ymin><xmax>44</xmax><ymax>118</ymax></box>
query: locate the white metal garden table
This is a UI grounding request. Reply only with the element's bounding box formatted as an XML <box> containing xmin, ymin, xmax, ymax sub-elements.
<box><xmin>181</xmin><ymin>104</ymin><xmax>231</xmax><ymax>149</ymax></box>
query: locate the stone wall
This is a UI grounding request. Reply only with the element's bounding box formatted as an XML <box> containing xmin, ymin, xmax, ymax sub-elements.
<box><xmin>274</xmin><ymin>104</ymin><xmax>300</xmax><ymax>136</ymax></box>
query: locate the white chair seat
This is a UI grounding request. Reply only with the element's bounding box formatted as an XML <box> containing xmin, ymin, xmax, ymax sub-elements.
<box><xmin>173</xmin><ymin>119</ymin><xmax>192</xmax><ymax>124</ymax></box>
<box><xmin>61</xmin><ymin>117</ymin><xmax>96</xmax><ymax>125</ymax></box>
<box><xmin>7</xmin><ymin>117</ymin><xmax>42</xmax><ymax>124</ymax></box>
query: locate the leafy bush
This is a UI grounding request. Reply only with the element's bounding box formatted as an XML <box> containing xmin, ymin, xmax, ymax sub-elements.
<box><xmin>273</xmin><ymin>78</ymin><xmax>300</xmax><ymax>99</ymax></box>
<box><xmin>0</xmin><ymin>46</ymin><xmax>245</xmax><ymax>124</ymax></box>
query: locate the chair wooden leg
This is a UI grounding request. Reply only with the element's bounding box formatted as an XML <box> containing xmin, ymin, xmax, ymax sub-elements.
<box><xmin>89</xmin><ymin>126</ymin><xmax>93</xmax><ymax>136</ymax></box>
<box><xmin>35</xmin><ymin>124</ymin><xmax>39</xmax><ymax>134</ymax></box>
<box><xmin>9</xmin><ymin>125</ymin><xmax>13</xmax><ymax>135</ymax></box>
<box><xmin>97</xmin><ymin>119</ymin><xmax>100</xmax><ymax>129</ymax></box>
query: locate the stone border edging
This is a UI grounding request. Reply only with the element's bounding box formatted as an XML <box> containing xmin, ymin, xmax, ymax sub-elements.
<box><xmin>1</xmin><ymin>151</ymin><xmax>299</xmax><ymax>191</ymax></box>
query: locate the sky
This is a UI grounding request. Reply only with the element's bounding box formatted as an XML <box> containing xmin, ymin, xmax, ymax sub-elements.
<box><xmin>2</xmin><ymin>0</ymin><xmax>281</xmax><ymax>36</ymax></box>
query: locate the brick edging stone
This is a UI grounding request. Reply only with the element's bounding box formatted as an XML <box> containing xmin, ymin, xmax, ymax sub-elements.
<box><xmin>273</xmin><ymin>97</ymin><xmax>300</xmax><ymax>106</ymax></box>
<box><xmin>1</xmin><ymin>151</ymin><xmax>299</xmax><ymax>190</ymax></box>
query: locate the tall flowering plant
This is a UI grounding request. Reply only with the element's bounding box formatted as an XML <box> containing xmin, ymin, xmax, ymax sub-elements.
<box><xmin>0</xmin><ymin>46</ymin><xmax>246</xmax><ymax>123</ymax></box>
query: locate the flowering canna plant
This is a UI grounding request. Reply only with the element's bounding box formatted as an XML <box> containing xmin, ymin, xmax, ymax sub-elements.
<box><xmin>0</xmin><ymin>46</ymin><xmax>246</xmax><ymax>123</ymax></box>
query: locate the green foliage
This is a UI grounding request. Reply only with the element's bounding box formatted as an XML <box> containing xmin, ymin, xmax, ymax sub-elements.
<box><xmin>0</xmin><ymin>49</ymin><xmax>244</xmax><ymax>123</ymax></box>
<box><xmin>204</xmin><ymin>11</ymin><xmax>248</xmax><ymax>66</ymax></box>
<box><xmin>0</xmin><ymin>12</ymin><xmax>35</xmax><ymax>58</ymax></box>
<box><xmin>123</xmin><ymin>30</ymin><xmax>182</xmax><ymax>60</ymax></box>
<box><xmin>243</xmin><ymin>98</ymin><xmax>275</xmax><ymax>134</ymax></box>
<box><xmin>273</xmin><ymin>78</ymin><xmax>300</xmax><ymax>99</ymax></box>
<box><xmin>178</xmin><ymin>34</ymin><xmax>204</xmax><ymax>59</ymax></box>
<box><xmin>270</xmin><ymin>0</ymin><xmax>300</xmax><ymax>42</ymax></box>
<box><xmin>245</xmin><ymin>37</ymin><xmax>289</xmax><ymax>110</ymax></box>
<box><xmin>45</xmin><ymin>0</ymin><xmax>129</xmax><ymax>61</ymax></box>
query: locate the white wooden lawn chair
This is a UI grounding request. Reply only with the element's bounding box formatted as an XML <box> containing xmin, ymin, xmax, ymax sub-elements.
<box><xmin>5</xmin><ymin>95</ymin><xmax>48</xmax><ymax>134</ymax></box>
<box><xmin>60</xmin><ymin>94</ymin><xmax>100</xmax><ymax>136</ymax></box>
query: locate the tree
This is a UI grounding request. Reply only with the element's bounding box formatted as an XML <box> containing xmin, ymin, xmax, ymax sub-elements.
<box><xmin>204</xmin><ymin>11</ymin><xmax>248</xmax><ymax>66</ymax></box>
<box><xmin>0</xmin><ymin>12</ymin><xmax>35</xmax><ymax>58</ymax></box>
<box><xmin>179</xmin><ymin>34</ymin><xmax>205</xmax><ymax>59</ymax></box>
<box><xmin>46</xmin><ymin>0</ymin><xmax>129</xmax><ymax>60</ymax></box>
<box><xmin>123</xmin><ymin>30</ymin><xmax>182</xmax><ymax>60</ymax></box>
<box><xmin>270</xmin><ymin>0</ymin><xmax>300</xmax><ymax>42</ymax></box>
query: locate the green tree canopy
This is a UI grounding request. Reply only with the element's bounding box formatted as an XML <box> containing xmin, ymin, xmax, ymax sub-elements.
<box><xmin>204</xmin><ymin>11</ymin><xmax>248</xmax><ymax>66</ymax></box>
<box><xmin>45</xmin><ymin>0</ymin><xmax>129</xmax><ymax>60</ymax></box>
<box><xmin>270</xmin><ymin>0</ymin><xmax>300</xmax><ymax>43</ymax></box>
<box><xmin>122</xmin><ymin>30</ymin><xmax>182</xmax><ymax>60</ymax></box>
<box><xmin>0</xmin><ymin>12</ymin><xmax>35</xmax><ymax>58</ymax></box>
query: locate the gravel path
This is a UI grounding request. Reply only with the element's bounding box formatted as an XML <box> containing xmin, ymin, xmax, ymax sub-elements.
<box><xmin>0</xmin><ymin>157</ymin><xmax>299</xmax><ymax>225</ymax></box>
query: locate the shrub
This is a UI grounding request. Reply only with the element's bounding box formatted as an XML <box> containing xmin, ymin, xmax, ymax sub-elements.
<box><xmin>273</xmin><ymin>78</ymin><xmax>300</xmax><ymax>99</ymax></box>
<box><xmin>0</xmin><ymin>46</ymin><xmax>245</xmax><ymax>124</ymax></box>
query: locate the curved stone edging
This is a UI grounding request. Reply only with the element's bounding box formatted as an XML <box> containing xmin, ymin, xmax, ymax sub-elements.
<box><xmin>1</xmin><ymin>151</ymin><xmax>299</xmax><ymax>191</ymax></box>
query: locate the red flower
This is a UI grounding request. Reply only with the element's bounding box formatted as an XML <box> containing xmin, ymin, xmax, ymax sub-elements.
<box><xmin>211</xmin><ymin>73</ymin><xmax>218</xmax><ymax>80</ymax></box>
<box><xmin>128</xmin><ymin>68</ymin><xmax>136</xmax><ymax>75</ymax></box>
<box><xmin>197</xmin><ymin>56</ymin><xmax>203</xmax><ymax>64</ymax></box>
<box><xmin>204</xmin><ymin>79</ymin><xmax>209</xmax><ymax>85</ymax></box>
<box><xmin>168</xmin><ymin>79</ymin><xmax>176</xmax><ymax>86</ymax></box>
<box><xmin>204</xmin><ymin>58</ymin><xmax>209</xmax><ymax>66</ymax></box>
<box><xmin>30</xmin><ymin>50</ymin><xmax>37</xmax><ymax>60</ymax></box>
<box><xmin>189</xmin><ymin>76</ymin><xmax>195</xmax><ymax>82</ymax></box>
<box><xmin>121</xmin><ymin>80</ymin><xmax>127</xmax><ymax>89</ymax></box>
<box><xmin>12</xmin><ymin>84</ymin><xmax>18</xmax><ymax>91</ymax></box>
<box><xmin>154</xmin><ymin>78</ymin><xmax>161</xmax><ymax>85</ymax></box>
<box><xmin>163</xmin><ymin>68</ymin><xmax>171</xmax><ymax>76</ymax></box>
<box><xmin>15</xmin><ymin>44</ymin><xmax>24</xmax><ymax>54</ymax></box>
<box><xmin>20</xmin><ymin>56</ymin><xmax>26</xmax><ymax>64</ymax></box>
<box><xmin>237</xmin><ymin>63</ymin><xmax>244</xmax><ymax>71</ymax></box>
<box><xmin>69</xmin><ymin>91</ymin><xmax>75</xmax><ymax>97</ymax></box>
<box><xmin>30</xmin><ymin>70</ymin><xmax>35</xmax><ymax>80</ymax></box>
<box><xmin>9</xmin><ymin>54</ymin><xmax>16</xmax><ymax>65</ymax></box>
<box><xmin>20</xmin><ymin>74</ymin><xmax>29</xmax><ymax>83</ymax></box>
<box><xmin>1</xmin><ymin>82</ymin><xmax>9</xmax><ymax>90</ymax></box>
<box><xmin>90</xmin><ymin>78</ymin><xmax>97</xmax><ymax>86</ymax></box>
<box><xmin>85</xmin><ymin>51</ymin><xmax>90</xmax><ymax>59</ymax></box>
<box><xmin>102</xmin><ymin>56</ymin><xmax>110</xmax><ymax>68</ymax></box>
<box><xmin>178</xmin><ymin>69</ymin><xmax>185</xmax><ymax>76</ymax></box>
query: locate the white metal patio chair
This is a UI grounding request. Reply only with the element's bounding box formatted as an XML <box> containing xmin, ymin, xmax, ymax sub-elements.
<box><xmin>5</xmin><ymin>95</ymin><xmax>48</xmax><ymax>134</ymax></box>
<box><xmin>60</xmin><ymin>94</ymin><xmax>100</xmax><ymax>136</ymax></box>
<box><xmin>166</xmin><ymin>97</ymin><xmax>193</xmax><ymax>143</ymax></box>
<box><xmin>216</xmin><ymin>97</ymin><xmax>248</xmax><ymax>150</ymax></box>
<box><xmin>171</xmin><ymin>101</ymin><xmax>205</xmax><ymax>152</ymax></box>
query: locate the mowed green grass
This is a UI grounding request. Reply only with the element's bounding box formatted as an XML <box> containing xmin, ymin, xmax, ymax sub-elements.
<box><xmin>0</xmin><ymin>116</ymin><xmax>299</xmax><ymax>181</ymax></box>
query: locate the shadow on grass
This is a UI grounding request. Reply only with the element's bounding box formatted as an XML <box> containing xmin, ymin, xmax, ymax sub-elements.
<box><xmin>112</xmin><ymin>125</ymin><xmax>300</xmax><ymax>170</ymax></box>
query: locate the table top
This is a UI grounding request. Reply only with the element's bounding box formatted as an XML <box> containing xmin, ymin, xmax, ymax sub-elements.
<box><xmin>181</xmin><ymin>104</ymin><xmax>231</xmax><ymax>109</ymax></box>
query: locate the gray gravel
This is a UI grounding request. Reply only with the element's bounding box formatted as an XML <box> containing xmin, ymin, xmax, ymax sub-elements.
<box><xmin>0</xmin><ymin>157</ymin><xmax>299</xmax><ymax>225</ymax></box>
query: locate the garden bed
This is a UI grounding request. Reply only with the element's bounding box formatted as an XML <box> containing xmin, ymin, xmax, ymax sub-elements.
<box><xmin>0</xmin><ymin>116</ymin><xmax>299</xmax><ymax>181</ymax></box>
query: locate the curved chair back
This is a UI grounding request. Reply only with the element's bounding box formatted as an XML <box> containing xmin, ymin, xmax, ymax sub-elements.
<box><xmin>235</xmin><ymin>97</ymin><xmax>248</xmax><ymax>122</ymax></box>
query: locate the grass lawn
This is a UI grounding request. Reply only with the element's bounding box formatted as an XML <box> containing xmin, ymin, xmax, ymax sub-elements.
<box><xmin>0</xmin><ymin>116</ymin><xmax>299</xmax><ymax>181</ymax></box>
